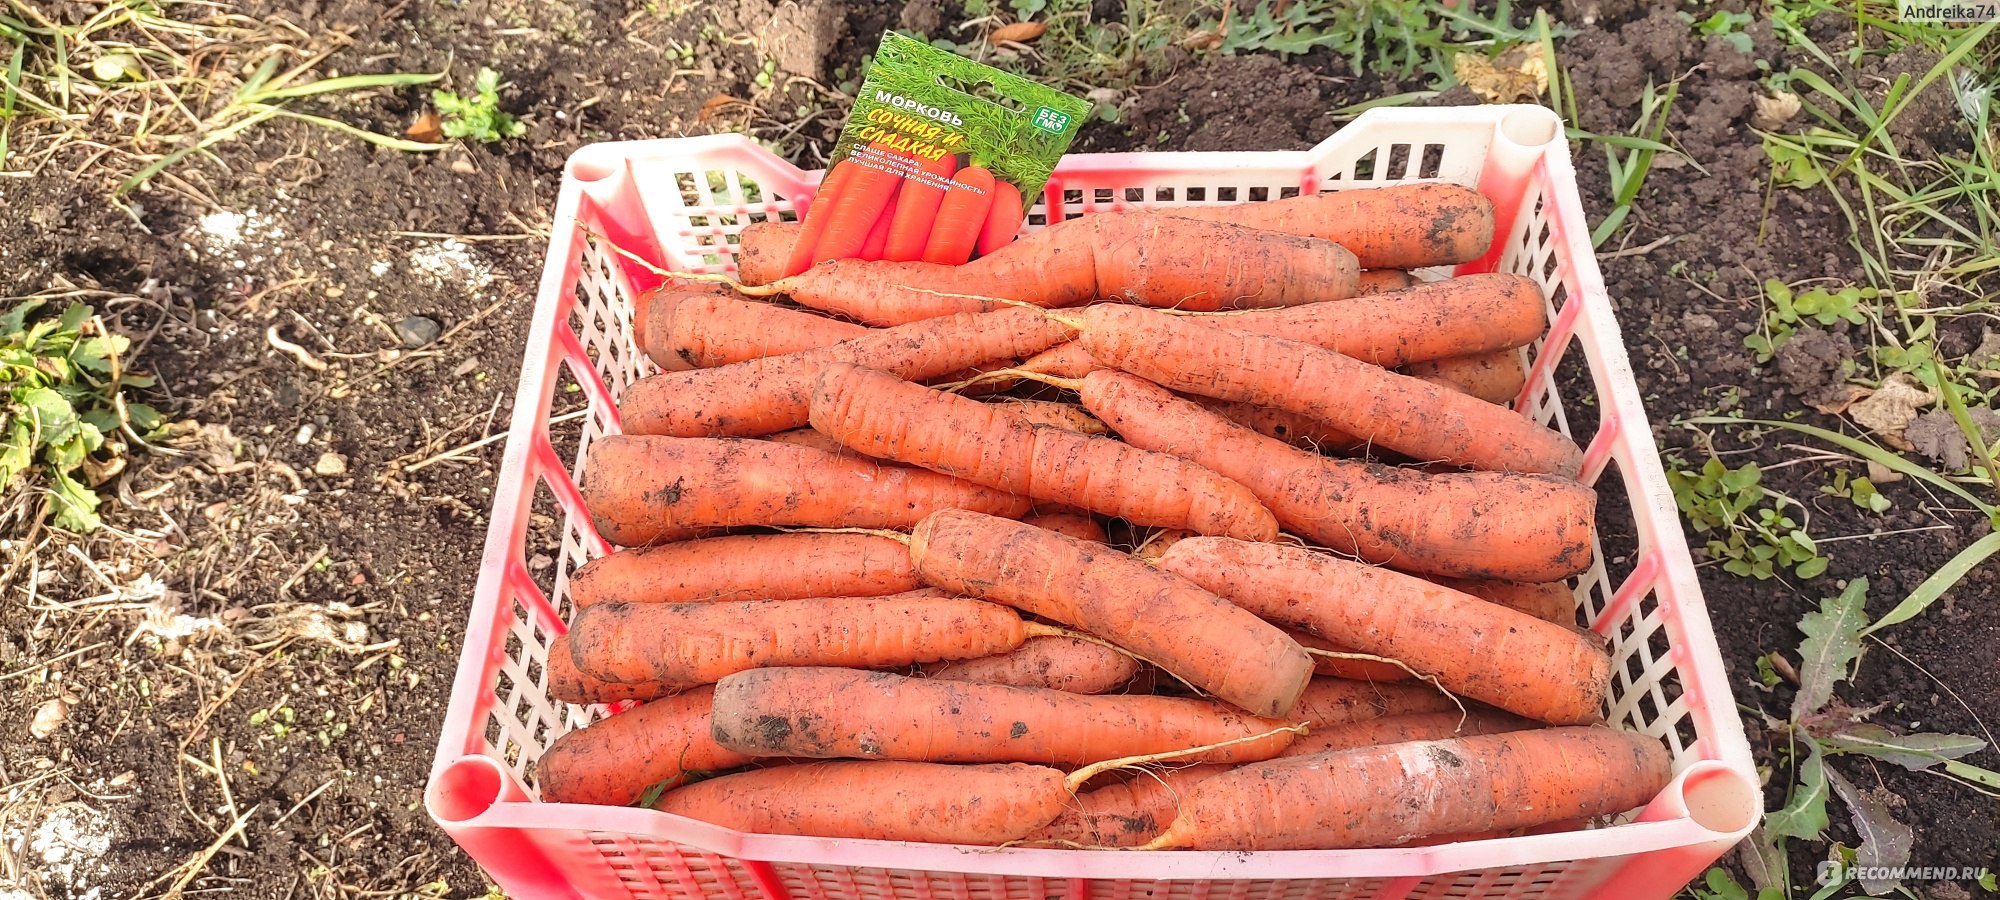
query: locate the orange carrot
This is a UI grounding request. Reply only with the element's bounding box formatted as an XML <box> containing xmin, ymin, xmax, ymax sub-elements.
<box><xmin>1194</xmin><ymin>397</ymin><xmax>1367</xmax><ymax>454</ymax></box>
<box><xmin>975</xmin><ymin>180</ymin><xmax>1025</xmax><ymax>256</ymax></box>
<box><xmin>735</xmin><ymin>220</ymin><xmax>799</xmax><ymax>286</ymax></box>
<box><xmin>1133</xmin><ymin>528</ymin><xmax>1192</xmax><ymax>561</ymax></box>
<box><xmin>1145</xmin><ymin>726</ymin><xmax>1672</xmax><ymax>850</ymax></box>
<box><xmin>568</xmin><ymin>594</ymin><xmax>1023</xmax><ymax>686</ymax></box>
<box><xmin>1407</xmin><ymin>349</ymin><xmax>1529</xmax><ymax>406</ymax></box>
<box><xmin>810</xmin><ymin>363</ymin><xmax>1277</xmax><ymax>540</ymax></box>
<box><xmin>1354</xmin><ymin>269</ymin><xmax>1418</xmax><ymax>294</ymax></box>
<box><xmin>1282</xmin><ymin>627</ymin><xmax>1412</xmax><ymax>683</ymax></box>
<box><xmin>654</xmin><ymin>292</ymin><xmax>868</xmax><ymax>370</ymax></box>
<box><xmin>923</xmin><ymin>165</ymin><xmax>996</xmax><ymax>264</ymax></box>
<box><xmin>1158</xmin><ymin>537</ymin><xmax>1611</xmax><ymax>725</ymax></box>
<box><xmin>781</xmin><ymin>161</ymin><xmax>857</xmax><ymax>278</ymax></box>
<box><xmin>618</xmin><ymin>306</ymin><xmax>1073</xmax><ymax>438</ymax></box>
<box><xmin>811</xmin><ymin>144</ymin><xmax>911</xmax><ymax>265</ymax></box>
<box><xmin>633</xmin><ymin>285</ymin><xmax>731</xmax><ymax>371</ymax></box>
<box><xmin>919</xmin><ymin>634</ymin><xmax>1139</xmax><ymax>694</ymax></box>
<box><xmin>546</xmin><ymin>634</ymin><xmax>670</xmax><ymax>704</ymax></box>
<box><xmin>654</xmin><ymin>760</ymin><xmax>1068</xmax><ymax>844</ymax></box>
<box><xmin>984</xmin><ymin>398</ymin><xmax>1108</xmax><ymax>434</ymax></box>
<box><xmin>1432</xmin><ymin>577</ymin><xmax>1575</xmax><ymax>626</ymax></box>
<box><xmin>710</xmin><ymin>667</ymin><xmax>1299</xmax><ymax>765</ymax></box>
<box><xmin>1161</xmin><ymin>182</ymin><xmax>1496</xmax><ymax>268</ymax></box>
<box><xmin>538</xmin><ymin>685</ymin><xmax>755</xmax><ymax>806</ymax></box>
<box><xmin>1018</xmin><ymin>511</ymin><xmax>1107</xmax><ymax>543</ymax></box>
<box><xmin>909</xmin><ymin>509</ymin><xmax>1313</xmax><ymax>717</ymax></box>
<box><xmin>1276</xmin><ymin>708</ymin><xmax>1537</xmax><ymax>759</ymax></box>
<box><xmin>1028</xmin><ymin>764</ymin><xmax>1228</xmax><ymax>847</ymax></box>
<box><xmin>885</xmin><ymin>153</ymin><xmax>961</xmax><ymax>262</ymax></box>
<box><xmin>1077</xmin><ymin>371</ymin><xmax>1595</xmax><ymax>582</ymax></box>
<box><xmin>1073</xmin><ymin>304</ymin><xmax>1584</xmax><ymax>476</ymax></box>
<box><xmin>764</xmin><ymin>425</ymin><xmax>876</xmax><ymax>458</ymax></box>
<box><xmin>856</xmin><ymin>181</ymin><xmax>901</xmax><ymax>261</ymax></box>
<box><xmin>761</xmin><ymin>212</ymin><xmax>1361</xmax><ymax>325</ymax></box>
<box><xmin>1290</xmin><ymin>677</ymin><xmax>1459</xmax><ymax>728</ymax></box>
<box><xmin>583</xmin><ymin>436</ymin><xmax>1030</xmax><ymax>546</ymax></box>
<box><xmin>570</xmin><ymin>532</ymin><xmax>920</xmax><ymax>608</ymax></box>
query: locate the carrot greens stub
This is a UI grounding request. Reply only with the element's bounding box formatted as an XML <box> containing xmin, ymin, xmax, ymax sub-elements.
<box><xmin>793</xmin><ymin>31</ymin><xmax>1089</xmax><ymax>267</ymax></box>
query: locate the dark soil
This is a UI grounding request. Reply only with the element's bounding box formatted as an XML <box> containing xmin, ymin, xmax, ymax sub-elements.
<box><xmin>2</xmin><ymin>0</ymin><xmax>1994</xmax><ymax>898</ymax></box>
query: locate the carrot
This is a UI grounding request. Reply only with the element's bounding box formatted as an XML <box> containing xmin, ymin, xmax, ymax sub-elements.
<box><xmin>1073</xmin><ymin>304</ymin><xmax>1584</xmax><ymax>476</ymax></box>
<box><xmin>1018</xmin><ymin>511</ymin><xmax>1107</xmax><ymax>543</ymax></box>
<box><xmin>1161</xmin><ymin>182</ymin><xmax>1496</xmax><ymax>269</ymax></box>
<box><xmin>811</xmin><ymin>144</ymin><xmax>912</xmax><ymax>265</ymax></box>
<box><xmin>810</xmin><ymin>363</ymin><xmax>1277</xmax><ymax>540</ymax></box>
<box><xmin>984</xmin><ymin>398</ymin><xmax>1108</xmax><ymax>434</ymax></box>
<box><xmin>975</xmin><ymin>180</ymin><xmax>1025</xmax><ymax>256</ymax></box>
<box><xmin>1354</xmin><ymin>269</ymin><xmax>1418</xmax><ymax>295</ymax></box>
<box><xmin>570</xmin><ymin>532</ymin><xmax>920</xmax><ymax>609</ymax></box>
<box><xmin>653</xmin><ymin>292</ymin><xmax>868</xmax><ymax>370</ymax></box>
<box><xmin>1276</xmin><ymin>708</ymin><xmax>1537</xmax><ymax>760</ymax></box>
<box><xmin>856</xmin><ymin>181</ymin><xmax>901</xmax><ymax>261</ymax></box>
<box><xmin>1282</xmin><ymin>627</ymin><xmax>1412</xmax><ymax>683</ymax></box>
<box><xmin>781</xmin><ymin>161</ymin><xmax>857</xmax><ymax>278</ymax></box>
<box><xmin>1144</xmin><ymin>726</ymin><xmax>1672</xmax><ymax>850</ymax></box>
<box><xmin>710</xmin><ymin>667</ymin><xmax>1299</xmax><ymax>764</ymax></box>
<box><xmin>1133</xmin><ymin>528</ymin><xmax>1192</xmax><ymax>561</ymax></box>
<box><xmin>1028</xmin><ymin>764</ymin><xmax>1227</xmax><ymax>847</ymax></box>
<box><xmin>909</xmin><ymin>509</ymin><xmax>1313</xmax><ymax>717</ymax></box>
<box><xmin>1157</xmin><ymin>537</ymin><xmax>1611</xmax><ymax>725</ymax></box>
<box><xmin>653</xmin><ymin>760</ymin><xmax>1068</xmax><ymax>844</ymax></box>
<box><xmin>1432</xmin><ymin>577</ymin><xmax>1575</xmax><ymax>626</ymax></box>
<box><xmin>583</xmin><ymin>436</ymin><xmax>1031</xmax><ymax>546</ymax></box>
<box><xmin>735</xmin><ymin>220</ymin><xmax>799</xmax><ymax>286</ymax></box>
<box><xmin>1290</xmin><ymin>677</ymin><xmax>1459</xmax><ymax>728</ymax></box>
<box><xmin>1194</xmin><ymin>397</ymin><xmax>1366</xmax><ymax>454</ymax></box>
<box><xmin>546</xmin><ymin>634</ymin><xmax>670</xmax><ymax>704</ymax></box>
<box><xmin>633</xmin><ymin>285</ymin><xmax>731</xmax><ymax>371</ymax></box>
<box><xmin>619</xmin><ymin>306</ymin><xmax>1073</xmax><ymax>437</ymax></box>
<box><xmin>568</xmin><ymin>594</ymin><xmax>1024</xmax><ymax>686</ymax></box>
<box><xmin>762</xmin><ymin>212</ymin><xmax>1362</xmax><ymax>325</ymax></box>
<box><xmin>1407</xmin><ymin>349</ymin><xmax>1528</xmax><ymax>406</ymax></box>
<box><xmin>922</xmin><ymin>165</ymin><xmax>996</xmax><ymax>264</ymax></box>
<box><xmin>763</xmin><ymin>426</ymin><xmax>875</xmax><ymax>457</ymax></box>
<box><xmin>919</xmin><ymin>634</ymin><xmax>1139</xmax><ymax>694</ymax></box>
<box><xmin>885</xmin><ymin>153</ymin><xmax>961</xmax><ymax>262</ymax></box>
<box><xmin>538</xmin><ymin>685</ymin><xmax>755</xmax><ymax>806</ymax></box>
<box><xmin>1077</xmin><ymin>371</ymin><xmax>1595</xmax><ymax>582</ymax></box>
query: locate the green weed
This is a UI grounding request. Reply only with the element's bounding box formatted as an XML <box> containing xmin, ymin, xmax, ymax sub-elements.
<box><xmin>0</xmin><ymin>299</ymin><xmax>162</xmax><ymax>532</ymax></box>
<box><xmin>1742</xmin><ymin>279</ymin><xmax>1872</xmax><ymax>364</ymax></box>
<box><xmin>433</xmin><ymin>67</ymin><xmax>525</xmax><ymax>144</ymax></box>
<box><xmin>1667</xmin><ymin>456</ymin><xmax>1829</xmax><ymax>580</ymax></box>
<box><xmin>1819</xmin><ymin>468</ymin><xmax>1891</xmax><ymax>513</ymax></box>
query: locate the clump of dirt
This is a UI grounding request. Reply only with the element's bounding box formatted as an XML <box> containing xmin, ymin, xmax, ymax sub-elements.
<box><xmin>1906</xmin><ymin>408</ymin><xmax>2000</xmax><ymax>471</ymax></box>
<box><xmin>1774</xmin><ymin>327</ymin><xmax>1855</xmax><ymax>410</ymax></box>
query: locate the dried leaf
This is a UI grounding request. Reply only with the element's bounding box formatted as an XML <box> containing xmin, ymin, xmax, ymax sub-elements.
<box><xmin>1821</xmin><ymin>723</ymin><xmax>1986</xmax><ymax>770</ymax></box>
<box><xmin>1845</xmin><ymin>372</ymin><xmax>1933</xmax><ymax>450</ymax></box>
<box><xmin>1752</xmin><ymin>90</ymin><xmax>1802</xmax><ymax>130</ymax></box>
<box><xmin>698</xmin><ymin>95</ymin><xmax>747</xmax><ymax>123</ymax></box>
<box><xmin>1825</xmin><ymin>767</ymin><xmax>1912</xmax><ymax>896</ymax></box>
<box><xmin>404</xmin><ymin>110</ymin><xmax>444</xmax><ymax>144</ymax></box>
<box><xmin>989</xmin><ymin>21</ymin><xmax>1048</xmax><ymax>44</ymax></box>
<box><xmin>1808</xmin><ymin>383</ymin><xmax>1871</xmax><ymax>415</ymax></box>
<box><xmin>1453</xmin><ymin>45</ymin><xmax>1547</xmax><ymax>104</ymax></box>
<box><xmin>1792</xmin><ymin>578</ymin><xmax>1867</xmax><ymax>722</ymax></box>
<box><xmin>1865</xmin><ymin>459</ymin><xmax>1904</xmax><ymax>484</ymax></box>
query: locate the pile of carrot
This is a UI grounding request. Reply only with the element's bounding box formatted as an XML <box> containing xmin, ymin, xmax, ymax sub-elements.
<box><xmin>538</xmin><ymin>182</ymin><xmax>1671</xmax><ymax>853</ymax></box>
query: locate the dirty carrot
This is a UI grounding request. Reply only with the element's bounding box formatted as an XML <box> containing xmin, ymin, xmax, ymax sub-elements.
<box><xmin>1077</xmin><ymin>371</ymin><xmax>1595</xmax><ymax>582</ymax></box>
<box><xmin>908</xmin><ymin>509</ymin><xmax>1313</xmax><ymax>717</ymax></box>
<box><xmin>545</xmin><ymin>634</ymin><xmax>670</xmax><ymax>704</ymax></box>
<box><xmin>1276</xmin><ymin>708</ymin><xmax>1537</xmax><ymax>760</ymax></box>
<box><xmin>1288</xmin><ymin>677</ymin><xmax>1460</xmax><ymax>729</ymax></box>
<box><xmin>569</xmin><ymin>532</ymin><xmax>920</xmax><ymax>608</ymax></box>
<box><xmin>1018</xmin><ymin>511</ymin><xmax>1107</xmax><ymax>543</ymax></box>
<box><xmin>653</xmin><ymin>760</ymin><xmax>1069</xmax><ymax>845</ymax></box>
<box><xmin>582</xmin><ymin>436</ymin><xmax>1030</xmax><ymax>546</ymax></box>
<box><xmin>1161</xmin><ymin>182</ymin><xmax>1496</xmax><ymax>269</ymax></box>
<box><xmin>1407</xmin><ymin>349</ymin><xmax>1529</xmax><ymax>406</ymax></box>
<box><xmin>1158</xmin><ymin>537</ymin><xmax>1611</xmax><ymax>725</ymax></box>
<box><xmin>709</xmin><ymin>667</ymin><xmax>1300</xmax><ymax>765</ymax></box>
<box><xmin>984</xmin><ymin>398</ymin><xmax>1108</xmax><ymax>434</ymax></box>
<box><xmin>1073</xmin><ymin>304</ymin><xmax>1584</xmax><ymax>476</ymax></box>
<box><xmin>653</xmin><ymin>292</ymin><xmax>867</xmax><ymax>370</ymax></box>
<box><xmin>919</xmin><ymin>634</ymin><xmax>1139</xmax><ymax>694</ymax></box>
<box><xmin>1282</xmin><ymin>627</ymin><xmax>1412</xmax><ymax>683</ymax></box>
<box><xmin>810</xmin><ymin>363</ymin><xmax>1277</xmax><ymax>540</ymax></box>
<box><xmin>1431</xmin><ymin>577</ymin><xmax>1575</xmax><ymax>626</ymax></box>
<box><xmin>632</xmin><ymin>284</ymin><xmax>731</xmax><ymax>371</ymax></box>
<box><xmin>567</xmin><ymin>593</ymin><xmax>1026</xmax><ymax>686</ymax></box>
<box><xmin>1354</xmin><ymin>269</ymin><xmax>1418</xmax><ymax>294</ymax></box>
<box><xmin>1143</xmin><ymin>726</ymin><xmax>1672</xmax><ymax>850</ymax></box>
<box><xmin>735</xmin><ymin>220</ymin><xmax>800</xmax><ymax>286</ymax></box>
<box><xmin>618</xmin><ymin>306</ymin><xmax>1073</xmax><ymax>438</ymax></box>
<box><xmin>1028</xmin><ymin>764</ymin><xmax>1228</xmax><ymax>847</ymax></box>
<box><xmin>538</xmin><ymin>685</ymin><xmax>754</xmax><ymax>806</ymax></box>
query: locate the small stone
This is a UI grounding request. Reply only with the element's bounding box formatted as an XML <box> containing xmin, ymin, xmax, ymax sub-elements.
<box><xmin>313</xmin><ymin>452</ymin><xmax>348</xmax><ymax>477</ymax></box>
<box><xmin>30</xmin><ymin>699</ymin><xmax>68</xmax><ymax>738</ymax></box>
<box><xmin>295</xmin><ymin>423</ymin><xmax>315</xmax><ymax>445</ymax></box>
<box><xmin>393</xmin><ymin>316</ymin><xmax>442</xmax><ymax>348</ymax></box>
<box><xmin>449</xmin><ymin>155</ymin><xmax>477</xmax><ymax>175</ymax></box>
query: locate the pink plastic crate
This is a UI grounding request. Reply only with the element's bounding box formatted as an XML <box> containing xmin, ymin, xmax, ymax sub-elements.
<box><xmin>427</xmin><ymin>105</ymin><xmax>1760</xmax><ymax>900</ymax></box>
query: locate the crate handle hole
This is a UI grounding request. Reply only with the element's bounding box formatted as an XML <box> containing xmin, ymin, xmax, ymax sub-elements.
<box><xmin>567</xmin><ymin>146</ymin><xmax>625</xmax><ymax>183</ymax></box>
<box><xmin>430</xmin><ymin>755</ymin><xmax>513</xmax><ymax>823</ymax></box>
<box><xmin>1679</xmin><ymin>760</ymin><xmax>1760</xmax><ymax>836</ymax></box>
<box><xmin>1500</xmin><ymin>106</ymin><xmax>1561</xmax><ymax>148</ymax></box>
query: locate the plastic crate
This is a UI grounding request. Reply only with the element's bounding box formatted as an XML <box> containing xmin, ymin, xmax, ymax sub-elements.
<box><xmin>426</xmin><ymin>105</ymin><xmax>1760</xmax><ymax>900</ymax></box>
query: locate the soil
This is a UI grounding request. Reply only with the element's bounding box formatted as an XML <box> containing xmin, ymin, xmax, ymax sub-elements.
<box><xmin>1</xmin><ymin>1</ymin><xmax>1994</xmax><ymax>898</ymax></box>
